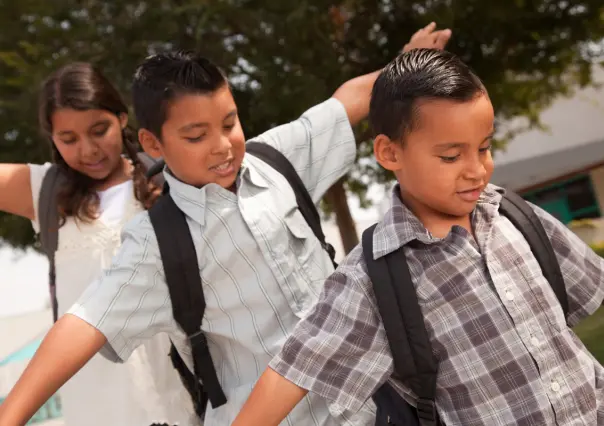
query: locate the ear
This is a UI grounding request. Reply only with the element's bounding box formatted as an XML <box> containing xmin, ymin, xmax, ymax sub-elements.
<box><xmin>374</xmin><ymin>134</ymin><xmax>403</xmax><ymax>172</ymax></box>
<box><xmin>138</xmin><ymin>129</ymin><xmax>163</xmax><ymax>159</ymax></box>
<box><xmin>118</xmin><ymin>113</ymin><xmax>129</xmax><ymax>129</ymax></box>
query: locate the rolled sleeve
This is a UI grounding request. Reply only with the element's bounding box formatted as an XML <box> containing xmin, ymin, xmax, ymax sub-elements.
<box><xmin>531</xmin><ymin>203</ymin><xmax>604</xmax><ymax>326</ymax></box>
<box><xmin>269</xmin><ymin>247</ymin><xmax>393</xmax><ymax>419</ymax></box>
<box><xmin>248</xmin><ymin>98</ymin><xmax>356</xmax><ymax>202</ymax></box>
<box><xmin>68</xmin><ymin>212</ymin><xmax>175</xmax><ymax>362</ymax></box>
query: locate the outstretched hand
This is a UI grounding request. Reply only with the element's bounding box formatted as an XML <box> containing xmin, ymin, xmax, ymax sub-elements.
<box><xmin>403</xmin><ymin>22</ymin><xmax>452</xmax><ymax>52</ymax></box>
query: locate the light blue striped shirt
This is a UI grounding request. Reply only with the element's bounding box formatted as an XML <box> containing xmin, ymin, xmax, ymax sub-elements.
<box><xmin>69</xmin><ymin>98</ymin><xmax>376</xmax><ymax>426</ymax></box>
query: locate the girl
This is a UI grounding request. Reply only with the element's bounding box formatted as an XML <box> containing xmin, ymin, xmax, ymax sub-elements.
<box><xmin>0</xmin><ymin>63</ymin><xmax>198</xmax><ymax>426</ymax></box>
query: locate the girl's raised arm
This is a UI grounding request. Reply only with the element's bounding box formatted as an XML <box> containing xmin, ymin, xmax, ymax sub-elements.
<box><xmin>0</xmin><ymin>164</ymin><xmax>35</xmax><ymax>220</ymax></box>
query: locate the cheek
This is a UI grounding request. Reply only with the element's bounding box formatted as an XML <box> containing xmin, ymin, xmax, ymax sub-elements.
<box><xmin>484</xmin><ymin>154</ymin><xmax>494</xmax><ymax>179</ymax></box>
<box><xmin>164</xmin><ymin>141</ymin><xmax>211</xmax><ymax>175</ymax></box>
<box><xmin>53</xmin><ymin>142</ymin><xmax>78</xmax><ymax>165</ymax></box>
<box><xmin>230</xmin><ymin>128</ymin><xmax>246</xmax><ymax>152</ymax></box>
<box><xmin>100</xmin><ymin>129</ymin><xmax>125</xmax><ymax>155</ymax></box>
<box><xmin>402</xmin><ymin>156</ymin><xmax>456</xmax><ymax>191</ymax></box>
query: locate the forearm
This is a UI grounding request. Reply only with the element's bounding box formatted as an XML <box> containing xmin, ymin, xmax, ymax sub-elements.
<box><xmin>0</xmin><ymin>315</ymin><xmax>106</xmax><ymax>425</ymax></box>
<box><xmin>0</xmin><ymin>164</ymin><xmax>34</xmax><ymax>220</ymax></box>
<box><xmin>332</xmin><ymin>70</ymin><xmax>380</xmax><ymax>127</ymax></box>
<box><xmin>232</xmin><ymin>368</ymin><xmax>308</xmax><ymax>426</ymax></box>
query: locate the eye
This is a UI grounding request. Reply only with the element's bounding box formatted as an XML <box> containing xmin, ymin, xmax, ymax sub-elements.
<box><xmin>439</xmin><ymin>155</ymin><xmax>459</xmax><ymax>163</ymax></box>
<box><xmin>92</xmin><ymin>127</ymin><xmax>108</xmax><ymax>137</ymax></box>
<box><xmin>223</xmin><ymin>123</ymin><xmax>235</xmax><ymax>131</ymax></box>
<box><xmin>479</xmin><ymin>144</ymin><xmax>492</xmax><ymax>153</ymax></box>
<box><xmin>185</xmin><ymin>135</ymin><xmax>205</xmax><ymax>143</ymax></box>
<box><xmin>59</xmin><ymin>138</ymin><xmax>77</xmax><ymax>145</ymax></box>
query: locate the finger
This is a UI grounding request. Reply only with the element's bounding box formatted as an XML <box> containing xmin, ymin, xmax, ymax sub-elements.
<box><xmin>433</xmin><ymin>29</ymin><xmax>452</xmax><ymax>49</ymax></box>
<box><xmin>411</xmin><ymin>22</ymin><xmax>435</xmax><ymax>41</ymax></box>
<box><xmin>423</xmin><ymin>21</ymin><xmax>437</xmax><ymax>32</ymax></box>
<box><xmin>409</xmin><ymin>28</ymin><xmax>424</xmax><ymax>42</ymax></box>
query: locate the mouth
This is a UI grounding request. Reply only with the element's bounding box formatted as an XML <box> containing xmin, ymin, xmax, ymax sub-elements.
<box><xmin>82</xmin><ymin>159</ymin><xmax>106</xmax><ymax>170</ymax></box>
<box><xmin>210</xmin><ymin>159</ymin><xmax>235</xmax><ymax>177</ymax></box>
<box><xmin>457</xmin><ymin>186</ymin><xmax>483</xmax><ymax>202</ymax></box>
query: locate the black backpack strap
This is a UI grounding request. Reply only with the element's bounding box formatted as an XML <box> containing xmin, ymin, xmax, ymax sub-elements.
<box><xmin>246</xmin><ymin>141</ymin><xmax>337</xmax><ymax>268</ymax></box>
<box><xmin>148</xmin><ymin>193</ymin><xmax>227</xmax><ymax>411</ymax></box>
<box><xmin>499</xmin><ymin>191</ymin><xmax>569</xmax><ymax>319</ymax></box>
<box><xmin>38</xmin><ymin>165</ymin><xmax>64</xmax><ymax>322</ymax></box>
<box><xmin>362</xmin><ymin>225</ymin><xmax>439</xmax><ymax>426</ymax></box>
<box><xmin>136</xmin><ymin>152</ymin><xmax>165</xmax><ymax>188</ymax></box>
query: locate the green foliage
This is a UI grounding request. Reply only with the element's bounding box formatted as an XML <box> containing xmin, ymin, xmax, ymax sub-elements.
<box><xmin>1</xmin><ymin>0</ymin><xmax>604</xmax><ymax>247</ymax></box>
<box><xmin>591</xmin><ymin>241</ymin><xmax>604</xmax><ymax>257</ymax></box>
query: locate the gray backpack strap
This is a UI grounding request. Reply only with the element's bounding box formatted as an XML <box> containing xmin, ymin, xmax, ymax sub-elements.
<box><xmin>38</xmin><ymin>165</ymin><xmax>64</xmax><ymax>322</ymax></box>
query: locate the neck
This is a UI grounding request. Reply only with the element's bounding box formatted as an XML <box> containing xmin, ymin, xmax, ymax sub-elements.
<box><xmin>398</xmin><ymin>187</ymin><xmax>472</xmax><ymax>239</ymax></box>
<box><xmin>93</xmin><ymin>157</ymin><xmax>132</xmax><ymax>191</ymax></box>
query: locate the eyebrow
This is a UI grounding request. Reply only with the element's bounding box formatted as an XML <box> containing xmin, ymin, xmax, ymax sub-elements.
<box><xmin>434</xmin><ymin>130</ymin><xmax>496</xmax><ymax>149</ymax></box>
<box><xmin>56</xmin><ymin>119</ymin><xmax>110</xmax><ymax>136</ymax></box>
<box><xmin>89</xmin><ymin>119</ymin><xmax>110</xmax><ymax>129</ymax></box>
<box><xmin>177</xmin><ymin>110</ymin><xmax>238</xmax><ymax>133</ymax></box>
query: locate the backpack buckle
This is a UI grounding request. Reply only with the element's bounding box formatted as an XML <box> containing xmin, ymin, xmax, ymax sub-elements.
<box><xmin>189</xmin><ymin>330</ymin><xmax>209</xmax><ymax>348</ymax></box>
<box><xmin>416</xmin><ymin>397</ymin><xmax>437</xmax><ymax>421</ymax></box>
<box><xmin>325</xmin><ymin>242</ymin><xmax>336</xmax><ymax>258</ymax></box>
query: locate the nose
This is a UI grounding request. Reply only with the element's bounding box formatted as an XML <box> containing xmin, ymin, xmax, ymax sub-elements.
<box><xmin>214</xmin><ymin>134</ymin><xmax>233</xmax><ymax>155</ymax></box>
<box><xmin>79</xmin><ymin>137</ymin><xmax>100</xmax><ymax>159</ymax></box>
<box><xmin>463</xmin><ymin>155</ymin><xmax>487</xmax><ymax>181</ymax></box>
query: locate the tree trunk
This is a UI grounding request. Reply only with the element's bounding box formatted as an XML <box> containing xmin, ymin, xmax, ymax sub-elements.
<box><xmin>325</xmin><ymin>178</ymin><xmax>358</xmax><ymax>254</ymax></box>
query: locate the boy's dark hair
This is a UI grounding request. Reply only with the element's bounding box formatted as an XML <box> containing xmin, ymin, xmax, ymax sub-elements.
<box><xmin>369</xmin><ymin>48</ymin><xmax>485</xmax><ymax>141</ymax></box>
<box><xmin>132</xmin><ymin>51</ymin><xmax>228</xmax><ymax>138</ymax></box>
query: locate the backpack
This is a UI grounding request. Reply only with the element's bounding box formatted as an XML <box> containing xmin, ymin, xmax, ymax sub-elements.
<box><xmin>362</xmin><ymin>191</ymin><xmax>569</xmax><ymax>426</ymax></box>
<box><xmin>146</xmin><ymin>141</ymin><xmax>338</xmax><ymax>418</ymax></box>
<box><xmin>37</xmin><ymin>153</ymin><xmax>165</xmax><ymax>322</ymax></box>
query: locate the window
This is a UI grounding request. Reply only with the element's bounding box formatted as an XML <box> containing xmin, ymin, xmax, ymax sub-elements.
<box><xmin>523</xmin><ymin>174</ymin><xmax>601</xmax><ymax>223</ymax></box>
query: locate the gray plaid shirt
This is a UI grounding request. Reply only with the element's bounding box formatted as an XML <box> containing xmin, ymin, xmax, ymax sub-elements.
<box><xmin>270</xmin><ymin>184</ymin><xmax>604</xmax><ymax>425</ymax></box>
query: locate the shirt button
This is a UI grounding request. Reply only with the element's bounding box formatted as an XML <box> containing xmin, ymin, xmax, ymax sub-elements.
<box><xmin>505</xmin><ymin>291</ymin><xmax>515</xmax><ymax>301</ymax></box>
<box><xmin>530</xmin><ymin>337</ymin><xmax>540</xmax><ymax>346</ymax></box>
<box><xmin>551</xmin><ymin>381</ymin><xmax>561</xmax><ymax>392</ymax></box>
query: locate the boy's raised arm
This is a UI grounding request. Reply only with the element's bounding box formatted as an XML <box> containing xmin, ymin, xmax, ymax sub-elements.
<box><xmin>332</xmin><ymin>22</ymin><xmax>451</xmax><ymax>126</ymax></box>
<box><xmin>0</xmin><ymin>315</ymin><xmax>106</xmax><ymax>425</ymax></box>
<box><xmin>232</xmin><ymin>368</ymin><xmax>308</xmax><ymax>426</ymax></box>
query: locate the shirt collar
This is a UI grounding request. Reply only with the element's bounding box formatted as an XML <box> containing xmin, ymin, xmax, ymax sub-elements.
<box><xmin>372</xmin><ymin>183</ymin><xmax>504</xmax><ymax>259</ymax></box>
<box><xmin>163</xmin><ymin>168</ymin><xmax>209</xmax><ymax>226</ymax></box>
<box><xmin>240</xmin><ymin>154</ymin><xmax>270</xmax><ymax>189</ymax></box>
<box><xmin>162</xmin><ymin>154</ymin><xmax>272</xmax><ymax>226</ymax></box>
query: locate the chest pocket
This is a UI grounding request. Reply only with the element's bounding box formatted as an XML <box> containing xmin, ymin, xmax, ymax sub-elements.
<box><xmin>282</xmin><ymin>208</ymin><xmax>332</xmax><ymax>312</ymax></box>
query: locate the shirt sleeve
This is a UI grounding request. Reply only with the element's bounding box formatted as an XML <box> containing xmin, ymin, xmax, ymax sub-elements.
<box><xmin>28</xmin><ymin>162</ymin><xmax>53</xmax><ymax>233</ymax></box>
<box><xmin>248</xmin><ymin>98</ymin><xmax>356</xmax><ymax>203</ymax></box>
<box><xmin>68</xmin><ymin>211</ymin><xmax>177</xmax><ymax>362</ymax></box>
<box><xmin>269</xmin><ymin>246</ymin><xmax>393</xmax><ymax>420</ymax></box>
<box><xmin>531</xmin><ymin>203</ymin><xmax>604</xmax><ymax>326</ymax></box>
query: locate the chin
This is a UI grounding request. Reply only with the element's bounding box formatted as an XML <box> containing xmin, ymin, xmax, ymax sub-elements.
<box><xmin>81</xmin><ymin>169</ymin><xmax>112</xmax><ymax>181</ymax></box>
<box><xmin>217</xmin><ymin>175</ymin><xmax>238</xmax><ymax>190</ymax></box>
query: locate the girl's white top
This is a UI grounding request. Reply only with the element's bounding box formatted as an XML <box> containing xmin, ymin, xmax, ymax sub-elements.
<box><xmin>30</xmin><ymin>163</ymin><xmax>200</xmax><ymax>426</ymax></box>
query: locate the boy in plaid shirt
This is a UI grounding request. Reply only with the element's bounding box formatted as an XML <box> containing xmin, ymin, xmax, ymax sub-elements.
<box><xmin>232</xmin><ymin>49</ymin><xmax>604</xmax><ymax>425</ymax></box>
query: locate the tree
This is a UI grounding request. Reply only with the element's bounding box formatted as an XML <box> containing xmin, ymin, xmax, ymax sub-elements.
<box><xmin>1</xmin><ymin>0</ymin><xmax>603</xmax><ymax>251</ymax></box>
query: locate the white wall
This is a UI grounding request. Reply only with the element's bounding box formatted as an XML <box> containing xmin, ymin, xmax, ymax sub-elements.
<box><xmin>495</xmin><ymin>66</ymin><xmax>604</xmax><ymax>165</ymax></box>
<box><xmin>0</xmin><ymin>309</ymin><xmax>52</xmax><ymax>361</ymax></box>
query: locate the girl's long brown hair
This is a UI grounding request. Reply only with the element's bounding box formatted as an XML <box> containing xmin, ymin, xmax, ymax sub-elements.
<box><xmin>38</xmin><ymin>63</ymin><xmax>158</xmax><ymax>225</ymax></box>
